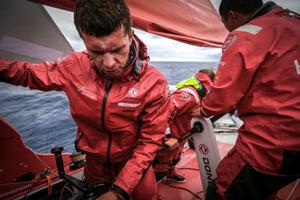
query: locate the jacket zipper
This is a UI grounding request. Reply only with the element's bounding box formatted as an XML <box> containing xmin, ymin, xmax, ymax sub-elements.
<box><xmin>101</xmin><ymin>79</ymin><xmax>113</xmax><ymax>167</ymax></box>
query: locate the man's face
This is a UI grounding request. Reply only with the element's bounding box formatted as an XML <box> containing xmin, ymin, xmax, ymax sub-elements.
<box><xmin>82</xmin><ymin>25</ymin><xmax>132</xmax><ymax>78</ymax></box>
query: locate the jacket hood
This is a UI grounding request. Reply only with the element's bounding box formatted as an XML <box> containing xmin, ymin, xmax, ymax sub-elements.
<box><xmin>115</xmin><ymin>33</ymin><xmax>150</xmax><ymax>82</ymax></box>
<box><xmin>247</xmin><ymin>1</ymin><xmax>278</xmax><ymax>22</ymax></box>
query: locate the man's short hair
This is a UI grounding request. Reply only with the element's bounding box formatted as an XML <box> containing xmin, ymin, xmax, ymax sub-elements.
<box><xmin>74</xmin><ymin>0</ymin><xmax>132</xmax><ymax>37</ymax></box>
<box><xmin>219</xmin><ymin>0</ymin><xmax>263</xmax><ymax>19</ymax></box>
<box><xmin>199</xmin><ymin>69</ymin><xmax>215</xmax><ymax>81</ymax></box>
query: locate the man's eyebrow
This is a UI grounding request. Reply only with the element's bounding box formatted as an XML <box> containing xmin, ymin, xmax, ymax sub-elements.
<box><xmin>111</xmin><ymin>44</ymin><xmax>126</xmax><ymax>51</ymax></box>
<box><xmin>90</xmin><ymin>44</ymin><xmax>126</xmax><ymax>53</ymax></box>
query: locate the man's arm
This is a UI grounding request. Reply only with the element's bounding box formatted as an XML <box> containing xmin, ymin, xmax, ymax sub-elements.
<box><xmin>0</xmin><ymin>54</ymin><xmax>75</xmax><ymax>91</ymax></box>
<box><xmin>170</xmin><ymin>86</ymin><xmax>201</xmax><ymax>117</ymax></box>
<box><xmin>112</xmin><ymin>77</ymin><xmax>170</xmax><ymax>196</ymax></box>
<box><xmin>201</xmin><ymin>32</ymin><xmax>264</xmax><ymax>117</ymax></box>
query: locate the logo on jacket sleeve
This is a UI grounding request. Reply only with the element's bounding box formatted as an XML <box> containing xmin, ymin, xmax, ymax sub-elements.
<box><xmin>179</xmin><ymin>90</ymin><xmax>191</xmax><ymax>101</ymax></box>
<box><xmin>223</xmin><ymin>34</ymin><xmax>237</xmax><ymax>53</ymax></box>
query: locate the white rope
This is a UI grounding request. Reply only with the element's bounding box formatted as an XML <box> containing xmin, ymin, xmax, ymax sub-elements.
<box><xmin>286</xmin><ymin>179</ymin><xmax>300</xmax><ymax>200</ymax></box>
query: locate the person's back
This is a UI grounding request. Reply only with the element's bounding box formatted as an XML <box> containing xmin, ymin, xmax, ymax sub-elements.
<box><xmin>196</xmin><ymin>1</ymin><xmax>300</xmax><ymax>199</ymax></box>
<box><xmin>233</xmin><ymin>4</ymin><xmax>300</xmax><ymax>123</ymax></box>
<box><xmin>209</xmin><ymin>2</ymin><xmax>300</xmax><ymax>174</ymax></box>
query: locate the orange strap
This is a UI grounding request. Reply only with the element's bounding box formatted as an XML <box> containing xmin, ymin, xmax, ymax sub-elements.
<box><xmin>46</xmin><ymin>175</ymin><xmax>52</xmax><ymax>195</ymax></box>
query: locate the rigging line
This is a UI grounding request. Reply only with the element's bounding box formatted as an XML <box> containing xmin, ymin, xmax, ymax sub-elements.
<box><xmin>176</xmin><ymin>167</ymin><xmax>200</xmax><ymax>171</ymax></box>
<box><xmin>21</xmin><ymin>174</ymin><xmax>50</xmax><ymax>199</ymax></box>
<box><xmin>48</xmin><ymin>160</ymin><xmax>73</xmax><ymax>176</ymax></box>
<box><xmin>60</xmin><ymin>183</ymin><xmax>74</xmax><ymax>200</ymax></box>
<box><xmin>22</xmin><ymin>160</ymin><xmax>75</xmax><ymax>199</ymax></box>
<box><xmin>34</xmin><ymin>154</ymin><xmax>52</xmax><ymax>170</ymax></box>
<box><xmin>63</xmin><ymin>142</ymin><xmax>75</xmax><ymax>149</ymax></box>
<box><xmin>286</xmin><ymin>179</ymin><xmax>300</xmax><ymax>200</ymax></box>
<box><xmin>21</xmin><ymin>167</ymin><xmax>65</xmax><ymax>199</ymax></box>
<box><xmin>193</xmin><ymin>191</ymin><xmax>205</xmax><ymax>200</ymax></box>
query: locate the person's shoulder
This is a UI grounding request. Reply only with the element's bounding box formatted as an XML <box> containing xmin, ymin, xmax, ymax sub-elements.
<box><xmin>69</xmin><ymin>50</ymin><xmax>89</xmax><ymax>60</ymax></box>
<box><xmin>145</xmin><ymin>64</ymin><xmax>168</xmax><ymax>82</ymax></box>
<box><xmin>59</xmin><ymin>51</ymin><xmax>89</xmax><ymax>65</ymax></box>
<box><xmin>145</xmin><ymin>64</ymin><xmax>165</xmax><ymax>77</ymax></box>
<box><xmin>227</xmin><ymin>21</ymin><xmax>264</xmax><ymax>50</ymax></box>
<box><xmin>139</xmin><ymin>63</ymin><xmax>168</xmax><ymax>85</ymax></box>
<box><xmin>234</xmin><ymin>24</ymin><xmax>263</xmax><ymax>36</ymax></box>
<box><xmin>232</xmin><ymin>10</ymin><xmax>275</xmax><ymax>37</ymax></box>
<box><xmin>53</xmin><ymin>51</ymin><xmax>90</xmax><ymax>74</ymax></box>
<box><xmin>234</xmin><ymin>7</ymin><xmax>287</xmax><ymax>36</ymax></box>
<box><xmin>58</xmin><ymin>51</ymin><xmax>87</xmax><ymax>61</ymax></box>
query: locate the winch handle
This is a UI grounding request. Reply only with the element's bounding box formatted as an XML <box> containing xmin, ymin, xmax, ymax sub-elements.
<box><xmin>51</xmin><ymin>147</ymin><xmax>90</xmax><ymax>193</ymax></box>
<box><xmin>158</xmin><ymin>121</ymin><xmax>204</xmax><ymax>152</ymax></box>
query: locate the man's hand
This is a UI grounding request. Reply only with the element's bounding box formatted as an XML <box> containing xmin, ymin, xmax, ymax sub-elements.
<box><xmin>96</xmin><ymin>191</ymin><xmax>120</xmax><ymax>200</ymax></box>
<box><xmin>164</xmin><ymin>138</ymin><xmax>179</xmax><ymax>150</ymax></box>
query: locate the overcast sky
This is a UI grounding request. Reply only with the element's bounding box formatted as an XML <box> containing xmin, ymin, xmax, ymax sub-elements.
<box><xmin>45</xmin><ymin>0</ymin><xmax>300</xmax><ymax>62</ymax></box>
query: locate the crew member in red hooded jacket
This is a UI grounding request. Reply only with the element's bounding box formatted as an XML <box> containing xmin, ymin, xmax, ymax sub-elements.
<box><xmin>192</xmin><ymin>0</ymin><xmax>300</xmax><ymax>199</ymax></box>
<box><xmin>154</xmin><ymin>69</ymin><xmax>215</xmax><ymax>183</ymax></box>
<box><xmin>0</xmin><ymin>0</ymin><xmax>170</xmax><ymax>199</ymax></box>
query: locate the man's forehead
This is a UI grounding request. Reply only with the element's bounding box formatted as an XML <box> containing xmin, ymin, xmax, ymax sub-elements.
<box><xmin>84</xmin><ymin>29</ymin><xmax>129</xmax><ymax>50</ymax></box>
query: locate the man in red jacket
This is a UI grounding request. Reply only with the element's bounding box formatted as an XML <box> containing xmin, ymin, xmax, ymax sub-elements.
<box><xmin>0</xmin><ymin>0</ymin><xmax>170</xmax><ymax>199</ymax></box>
<box><xmin>154</xmin><ymin>69</ymin><xmax>215</xmax><ymax>183</ymax></box>
<box><xmin>193</xmin><ymin>0</ymin><xmax>300</xmax><ymax>199</ymax></box>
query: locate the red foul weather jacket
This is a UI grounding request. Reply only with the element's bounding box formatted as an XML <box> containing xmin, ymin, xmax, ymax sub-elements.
<box><xmin>0</xmin><ymin>35</ymin><xmax>170</xmax><ymax>195</ymax></box>
<box><xmin>169</xmin><ymin>72</ymin><xmax>213</xmax><ymax>139</ymax></box>
<box><xmin>201</xmin><ymin>7</ymin><xmax>300</xmax><ymax>175</ymax></box>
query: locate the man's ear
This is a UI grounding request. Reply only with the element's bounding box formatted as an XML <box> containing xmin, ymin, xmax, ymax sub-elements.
<box><xmin>228</xmin><ymin>10</ymin><xmax>247</xmax><ymax>29</ymax></box>
<box><xmin>228</xmin><ymin>10</ymin><xmax>238</xmax><ymax>20</ymax></box>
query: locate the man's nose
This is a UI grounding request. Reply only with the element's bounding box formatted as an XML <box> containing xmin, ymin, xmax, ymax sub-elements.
<box><xmin>102</xmin><ymin>53</ymin><xmax>115</xmax><ymax>68</ymax></box>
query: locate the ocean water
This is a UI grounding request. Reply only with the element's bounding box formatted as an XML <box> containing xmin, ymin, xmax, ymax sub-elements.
<box><xmin>150</xmin><ymin>61</ymin><xmax>218</xmax><ymax>85</ymax></box>
<box><xmin>0</xmin><ymin>61</ymin><xmax>218</xmax><ymax>153</ymax></box>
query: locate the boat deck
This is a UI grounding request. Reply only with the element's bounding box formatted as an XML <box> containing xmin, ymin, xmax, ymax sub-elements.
<box><xmin>158</xmin><ymin>141</ymin><xmax>233</xmax><ymax>200</ymax></box>
<box><xmin>158</xmin><ymin>138</ymin><xmax>300</xmax><ymax>200</ymax></box>
<box><xmin>1</xmin><ymin>117</ymin><xmax>299</xmax><ymax>200</ymax></box>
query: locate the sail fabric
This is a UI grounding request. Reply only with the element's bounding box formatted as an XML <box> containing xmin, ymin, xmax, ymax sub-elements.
<box><xmin>29</xmin><ymin>0</ymin><xmax>228</xmax><ymax>48</ymax></box>
<box><xmin>126</xmin><ymin>0</ymin><xmax>228</xmax><ymax>47</ymax></box>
